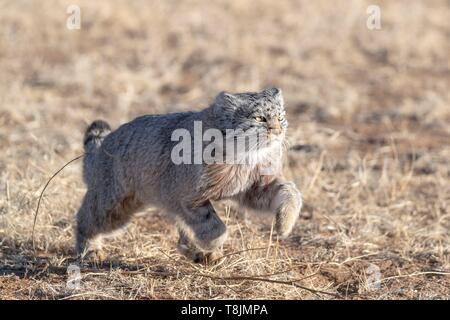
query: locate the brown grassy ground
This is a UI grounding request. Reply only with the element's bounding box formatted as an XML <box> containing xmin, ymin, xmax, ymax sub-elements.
<box><xmin>0</xmin><ymin>0</ymin><xmax>449</xmax><ymax>300</ymax></box>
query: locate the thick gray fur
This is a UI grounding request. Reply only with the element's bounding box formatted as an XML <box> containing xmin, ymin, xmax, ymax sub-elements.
<box><xmin>76</xmin><ymin>88</ymin><xmax>302</xmax><ymax>262</ymax></box>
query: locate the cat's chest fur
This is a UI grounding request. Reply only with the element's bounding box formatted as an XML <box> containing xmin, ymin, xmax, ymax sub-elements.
<box><xmin>191</xmin><ymin>147</ymin><xmax>281</xmax><ymax>206</ymax></box>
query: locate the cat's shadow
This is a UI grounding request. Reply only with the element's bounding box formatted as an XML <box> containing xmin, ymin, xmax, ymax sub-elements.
<box><xmin>0</xmin><ymin>240</ymin><xmax>167</xmax><ymax>280</ymax></box>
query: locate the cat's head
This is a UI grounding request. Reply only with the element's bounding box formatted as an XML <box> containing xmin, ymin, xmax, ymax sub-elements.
<box><xmin>212</xmin><ymin>88</ymin><xmax>287</xmax><ymax>146</ymax></box>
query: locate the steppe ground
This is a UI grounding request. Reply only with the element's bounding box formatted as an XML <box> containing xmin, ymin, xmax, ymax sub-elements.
<box><xmin>0</xmin><ymin>0</ymin><xmax>449</xmax><ymax>299</ymax></box>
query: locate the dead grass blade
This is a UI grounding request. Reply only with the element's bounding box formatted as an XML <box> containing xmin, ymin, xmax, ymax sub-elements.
<box><xmin>32</xmin><ymin>154</ymin><xmax>85</xmax><ymax>252</ymax></box>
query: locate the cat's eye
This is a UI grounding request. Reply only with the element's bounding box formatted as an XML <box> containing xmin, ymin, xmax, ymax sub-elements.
<box><xmin>255</xmin><ymin>116</ymin><xmax>266</xmax><ymax>122</ymax></box>
<box><xmin>278</xmin><ymin>115</ymin><xmax>284</xmax><ymax>121</ymax></box>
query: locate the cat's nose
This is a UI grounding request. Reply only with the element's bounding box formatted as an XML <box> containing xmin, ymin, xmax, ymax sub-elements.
<box><xmin>268</xmin><ymin>118</ymin><xmax>282</xmax><ymax>135</ymax></box>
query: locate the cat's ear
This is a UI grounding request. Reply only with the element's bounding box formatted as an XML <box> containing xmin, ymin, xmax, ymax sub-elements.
<box><xmin>214</xmin><ymin>91</ymin><xmax>242</xmax><ymax>109</ymax></box>
<box><xmin>263</xmin><ymin>87</ymin><xmax>283</xmax><ymax>104</ymax></box>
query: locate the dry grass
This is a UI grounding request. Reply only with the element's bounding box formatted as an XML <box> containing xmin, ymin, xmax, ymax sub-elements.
<box><xmin>1</xmin><ymin>0</ymin><xmax>449</xmax><ymax>300</ymax></box>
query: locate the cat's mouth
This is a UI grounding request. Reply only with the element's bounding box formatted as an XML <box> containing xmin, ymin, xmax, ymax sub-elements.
<box><xmin>266</xmin><ymin>130</ymin><xmax>284</xmax><ymax>143</ymax></box>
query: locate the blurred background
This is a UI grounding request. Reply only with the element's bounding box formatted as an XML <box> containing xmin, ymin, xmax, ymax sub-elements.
<box><xmin>0</xmin><ymin>0</ymin><xmax>449</xmax><ymax>299</ymax></box>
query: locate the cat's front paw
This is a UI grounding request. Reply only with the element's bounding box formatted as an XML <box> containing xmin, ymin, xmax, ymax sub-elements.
<box><xmin>273</xmin><ymin>182</ymin><xmax>302</xmax><ymax>238</ymax></box>
<box><xmin>177</xmin><ymin>241</ymin><xmax>222</xmax><ymax>265</ymax></box>
<box><xmin>183</xmin><ymin>201</ymin><xmax>228</xmax><ymax>252</ymax></box>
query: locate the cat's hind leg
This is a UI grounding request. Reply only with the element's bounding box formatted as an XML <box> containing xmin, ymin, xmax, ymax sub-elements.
<box><xmin>75</xmin><ymin>189</ymin><xmax>102</xmax><ymax>258</ymax></box>
<box><xmin>76</xmin><ymin>189</ymin><xmax>142</xmax><ymax>259</ymax></box>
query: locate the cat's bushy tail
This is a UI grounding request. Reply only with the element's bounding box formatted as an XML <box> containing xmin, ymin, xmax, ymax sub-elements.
<box><xmin>84</xmin><ymin>120</ymin><xmax>111</xmax><ymax>152</ymax></box>
<box><xmin>83</xmin><ymin>120</ymin><xmax>111</xmax><ymax>185</ymax></box>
